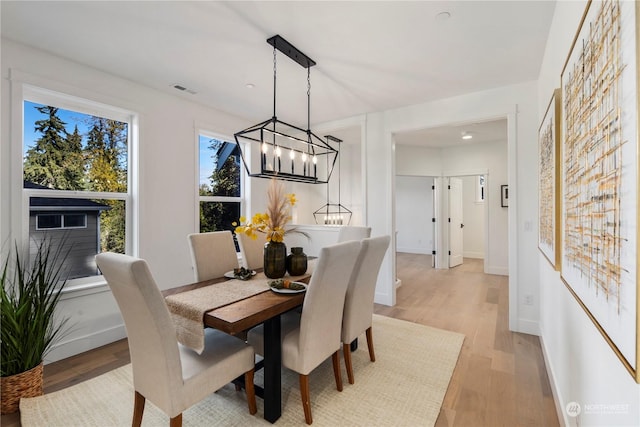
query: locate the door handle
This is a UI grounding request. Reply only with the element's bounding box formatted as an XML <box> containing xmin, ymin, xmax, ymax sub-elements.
<box><xmin>460</xmin><ymin>223</ymin><xmax>464</xmax><ymax>228</ymax></box>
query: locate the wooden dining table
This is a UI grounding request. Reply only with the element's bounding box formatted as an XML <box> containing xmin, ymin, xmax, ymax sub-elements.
<box><xmin>162</xmin><ymin>270</ymin><xmax>311</xmax><ymax>423</ymax></box>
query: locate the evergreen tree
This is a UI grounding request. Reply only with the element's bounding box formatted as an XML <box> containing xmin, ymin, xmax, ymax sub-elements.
<box><xmin>199</xmin><ymin>140</ymin><xmax>241</xmax><ymax>233</ymax></box>
<box><xmin>23</xmin><ymin>105</ymin><xmax>84</xmax><ymax>190</ymax></box>
<box><xmin>85</xmin><ymin>117</ymin><xmax>128</xmax><ymax>253</ymax></box>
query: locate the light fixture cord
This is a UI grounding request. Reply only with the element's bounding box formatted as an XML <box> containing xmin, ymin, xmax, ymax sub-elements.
<box><xmin>307</xmin><ymin>67</ymin><xmax>311</xmax><ymax>132</ymax></box>
<box><xmin>338</xmin><ymin>140</ymin><xmax>341</xmax><ymax>212</ymax></box>
<box><xmin>273</xmin><ymin>45</ymin><xmax>277</xmax><ymax>118</ymax></box>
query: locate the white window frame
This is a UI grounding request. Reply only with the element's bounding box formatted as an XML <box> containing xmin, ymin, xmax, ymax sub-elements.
<box><xmin>36</xmin><ymin>213</ymin><xmax>87</xmax><ymax>230</ymax></box>
<box><xmin>8</xmin><ymin>73</ymin><xmax>139</xmax><ymax>291</ymax></box>
<box><xmin>475</xmin><ymin>175</ymin><xmax>486</xmax><ymax>204</ymax></box>
<box><xmin>195</xmin><ymin>129</ymin><xmax>246</xmax><ymax>233</ymax></box>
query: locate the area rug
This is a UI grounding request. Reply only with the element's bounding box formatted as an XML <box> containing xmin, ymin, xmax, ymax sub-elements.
<box><xmin>20</xmin><ymin>315</ymin><xmax>464</xmax><ymax>426</ymax></box>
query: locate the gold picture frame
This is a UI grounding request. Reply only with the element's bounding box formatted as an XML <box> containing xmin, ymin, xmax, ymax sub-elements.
<box><xmin>560</xmin><ymin>0</ymin><xmax>640</xmax><ymax>382</ymax></box>
<box><xmin>538</xmin><ymin>89</ymin><xmax>561</xmax><ymax>270</ymax></box>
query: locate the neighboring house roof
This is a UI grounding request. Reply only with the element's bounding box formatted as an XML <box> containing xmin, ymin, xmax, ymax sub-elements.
<box><xmin>24</xmin><ymin>181</ymin><xmax>111</xmax><ymax>212</ymax></box>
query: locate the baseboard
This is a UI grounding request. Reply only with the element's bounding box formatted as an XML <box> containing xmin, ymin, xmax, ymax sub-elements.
<box><xmin>517</xmin><ymin>318</ymin><xmax>540</xmax><ymax>336</ymax></box>
<box><xmin>539</xmin><ymin>333</ymin><xmax>568</xmax><ymax>426</ymax></box>
<box><xmin>487</xmin><ymin>265</ymin><xmax>508</xmax><ymax>276</ymax></box>
<box><xmin>45</xmin><ymin>324</ymin><xmax>127</xmax><ymax>364</ymax></box>
<box><xmin>463</xmin><ymin>251</ymin><xmax>484</xmax><ymax>259</ymax></box>
<box><xmin>396</xmin><ymin>247</ymin><xmax>431</xmax><ymax>255</ymax></box>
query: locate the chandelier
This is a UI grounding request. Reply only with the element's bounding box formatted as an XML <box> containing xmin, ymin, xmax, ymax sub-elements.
<box><xmin>313</xmin><ymin>135</ymin><xmax>352</xmax><ymax>225</ymax></box>
<box><xmin>234</xmin><ymin>35</ymin><xmax>338</xmax><ymax>184</ymax></box>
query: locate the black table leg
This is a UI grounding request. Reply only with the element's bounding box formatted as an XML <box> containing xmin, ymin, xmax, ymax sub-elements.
<box><xmin>350</xmin><ymin>338</ymin><xmax>358</xmax><ymax>352</ymax></box>
<box><xmin>263</xmin><ymin>315</ymin><xmax>282</xmax><ymax>423</ymax></box>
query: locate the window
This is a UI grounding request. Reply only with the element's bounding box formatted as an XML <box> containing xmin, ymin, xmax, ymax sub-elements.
<box><xmin>23</xmin><ymin>89</ymin><xmax>134</xmax><ymax>281</ymax></box>
<box><xmin>476</xmin><ymin>175</ymin><xmax>486</xmax><ymax>203</ymax></box>
<box><xmin>36</xmin><ymin>214</ymin><xmax>87</xmax><ymax>230</ymax></box>
<box><xmin>198</xmin><ymin>133</ymin><xmax>244</xmax><ymax>247</ymax></box>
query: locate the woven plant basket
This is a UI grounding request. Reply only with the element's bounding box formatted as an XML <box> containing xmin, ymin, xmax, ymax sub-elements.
<box><xmin>1</xmin><ymin>362</ymin><xmax>44</xmax><ymax>414</ymax></box>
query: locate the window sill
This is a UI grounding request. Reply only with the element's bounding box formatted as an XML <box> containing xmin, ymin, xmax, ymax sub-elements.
<box><xmin>60</xmin><ymin>278</ymin><xmax>110</xmax><ymax>300</ymax></box>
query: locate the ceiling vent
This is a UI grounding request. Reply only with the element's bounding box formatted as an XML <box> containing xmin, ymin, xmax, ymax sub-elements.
<box><xmin>172</xmin><ymin>84</ymin><xmax>197</xmax><ymax>95</ymax></box>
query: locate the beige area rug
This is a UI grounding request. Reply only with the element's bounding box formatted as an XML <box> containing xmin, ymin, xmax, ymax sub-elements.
<box><xmin>20</xmin><ymin>315</ymin><xmax>464</xmax><ymax>426</ymax></box>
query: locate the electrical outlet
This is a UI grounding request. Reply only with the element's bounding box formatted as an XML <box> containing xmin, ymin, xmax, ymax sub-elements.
<box><xmin>524</xmin><ymin>294</ymin><xmax>534</xmax><ymax>306</ymax></box>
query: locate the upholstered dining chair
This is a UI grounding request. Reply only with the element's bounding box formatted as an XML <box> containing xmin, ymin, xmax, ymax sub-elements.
<box><xmin>247</xmin><ymin>240</ymin><xmax>361</xmax><ymax>425</ymax></box>
<box><xmin>187</xmin><ymin>230</ymin><xmax>239</xmax><ymax>281</ymax></box>
<box><xmin>96</xmin><ymin>252</ymin><xmax>257</xmax><ymax>427</ymax></box>
<box><xmin>237</xmin><ymin>232</ymin><xmax>265</xmax><ymax>271</ymax></box>
<box><xmin>336</xmin><ymin>225</ymin><xmax>371</xmax><ymax>242</ymax></box>
<box><xmin>341</xmin><ymin>235</ymin><xmax>390</xmax><ymax>384</ymax></box>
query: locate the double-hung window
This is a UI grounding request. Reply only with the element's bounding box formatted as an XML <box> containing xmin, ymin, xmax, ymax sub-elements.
<box><xmin>22</xmin><ymin>87</ymin><xmax>135</xmax><ymax>282</ymax></box>
<box><xmin>197</xmin><ymin>132</ymin><xmax>244</xmax><ymax>245</ymax></box>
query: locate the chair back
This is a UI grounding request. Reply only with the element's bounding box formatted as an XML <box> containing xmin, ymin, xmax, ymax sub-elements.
<box><xmin>96</xmin><ymin>252</ymin><xmax>182</xmax><ymax>410</ymax></box>
<box><xmin>336</xmin><ymin>226</ymin><xmax>371</xmax><ymax>242</ymax></box>
<box><xmin>292</xmin><ymin>240</ymin><xmax>361</xmax><ymax>374</ymax></box>
<box><xmin>342</xmin><ymin>235</ymin><xmax>390</xmax><ymax>343</ymax></box>
<box><xmin>237</xmin><ymin>232</ymin><xmax>265</xmax><ymax>271</ymax></box>
<box><xmin>187</xmin><ymin>230</ymin><xmax>239</xmax><ymax>281</ymax></box>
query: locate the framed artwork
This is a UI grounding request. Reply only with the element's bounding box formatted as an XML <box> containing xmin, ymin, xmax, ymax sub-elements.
<box><xmin>538</xmin><ymin>89</ymin><xmax>561</xmax><ymax>270</ymax></box>
<box><xmin>500</xmin><ymin>185</ymin><xmax>508</xmax><ymax>208</ymax></box>
<box><xmin>560</xmin><ymin>0</ymin><xmax>639</xmax><ymax>382</ymax></box>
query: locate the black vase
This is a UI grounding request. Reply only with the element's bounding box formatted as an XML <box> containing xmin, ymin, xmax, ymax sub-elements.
<box><xmin>264</xmin><ymin>241</ymin><xmax>287</xmax><ymax>279</ymax></box>
<box><xmin>286</xmin><ymin>247</ymin><xmax>308</xmax><ymax>276</ymax></box>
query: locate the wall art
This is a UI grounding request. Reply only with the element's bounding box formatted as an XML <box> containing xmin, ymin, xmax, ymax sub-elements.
<box><xmin>560</xmin><ymin>0</ymin><xmax>639</xmax><ymax>381</ymax></box>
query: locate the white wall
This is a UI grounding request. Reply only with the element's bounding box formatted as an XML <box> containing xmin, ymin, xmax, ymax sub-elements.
<box><xmin>395</xmin><ymin>176</ymin><xmax>434</xmax><ymax>254</ymax></box>
<box><xmin>461</xmin><ymin>175</ymin><xmax>484</xmax><ymax>259</ymax></box>
<box><xmin>537</xmin><ymin>1</ymin><xmax>640</xmax><ymax>425</ymax></box>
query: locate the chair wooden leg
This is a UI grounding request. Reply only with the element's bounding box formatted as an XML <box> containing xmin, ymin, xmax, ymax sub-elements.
<box><xmin>343</xmin><ymin>343</ymin><xmax>355</xmax><ymax>384</ymax></box>
<box><xmin>244</xmin><ymin>369</ymin><xmax>257</xmax><ymax>415</ymax></box>
<box><xmin>366</xmin><ymin>327</ymin><xmax>376</xmax><ymax>362</ymax></box>
<box><xmin>169</xmin><ymin>413</ymin><xmax>182</xmax><ymax>427</ymax></box>
<box><xmin>299</xmin><ymin>374</ymin><xmax>313</xmax><ymax>425</ymax></box>
<box><xmin>132</xmin><ymin>391</ymin><xmax>145</xmax><ymax>427</ymax></box>
<box><xmin>332</xmin><ymin>351</ymin><xmax>343</xmax><ymax>392</ymax></box>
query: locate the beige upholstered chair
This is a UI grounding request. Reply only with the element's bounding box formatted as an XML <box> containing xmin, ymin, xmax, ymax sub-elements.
<box><xmin>187</xmin><ymin>230</ymin><xmax>239</xmax><ymax>281</ymax></box>
<box><xmin>96</xmin><ymin>252</ymin><xmax>257</xmax><ymax>427</ymax></box>
<box><xmin>336</xmin><ymin>225</ymin><xmax>371</xmax><ymax>242</ymax></box>
<box><xmin>341</xmin><ymin>235</ymin><xmax>390</xmax><ymax>384</ymax></box>
<box><xmin>237</xmin><ymin>232</ymin><xmax>265</xmax><ymax>271</ymax></box>
<box><xmin>247</xmin><ymin>240</ymin><xmax>361</xmax><ymax>424</ymax></box>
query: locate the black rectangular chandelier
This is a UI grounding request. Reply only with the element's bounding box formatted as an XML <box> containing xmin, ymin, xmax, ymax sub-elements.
<box><xmin>234</xmin><ymin>35</ymin><xmax>338</xmax><ymax>184</ymax></box>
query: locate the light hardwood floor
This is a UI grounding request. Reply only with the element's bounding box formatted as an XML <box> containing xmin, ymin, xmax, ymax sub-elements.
<box><xmin>2</xmin><ymin>253</ymin><xmax>559</xmax><ymax>426</ymax></box>
<box><xmin>375</xmin><ymin>253</ymin><xmax>559</xmax><ymax>426</ymax></box>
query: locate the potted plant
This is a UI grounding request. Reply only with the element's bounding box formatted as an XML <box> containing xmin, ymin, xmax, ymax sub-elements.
<box><xmin>234</xmin><ymin>179</ymin><xmax>308</xmax><ymax>278</ymax></box>
<box><xmin>0</xmin><ymin>238</ymin><xmax>71</xmax><ymax>414</ymax></box>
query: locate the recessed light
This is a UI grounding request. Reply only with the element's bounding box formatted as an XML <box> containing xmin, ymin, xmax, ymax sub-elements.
<box><xmin>461</xmin><ymin>131</ymin><xmax>473</xmax><ymax>140</ymax></box>
<box><xmin>245</xmin><ymin>83</ymin><xmax>255</xmax><ymax>89</ymax></box>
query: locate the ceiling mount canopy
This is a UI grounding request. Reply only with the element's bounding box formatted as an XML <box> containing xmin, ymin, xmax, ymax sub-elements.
<box><xmin>234</xmin><ymin>35</ymin><xmax>337</xmax><ymax>184</ymax></box>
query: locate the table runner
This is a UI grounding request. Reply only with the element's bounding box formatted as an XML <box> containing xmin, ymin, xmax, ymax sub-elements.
<box><xmin>165</xmin><ymin>260</ymin><xmax>315</xmax><ymax>354</ymax></box>
<box><xmin>165</xmin><ymin>277</ymin><xmax>269</xmax><ymax>353</ymax></box>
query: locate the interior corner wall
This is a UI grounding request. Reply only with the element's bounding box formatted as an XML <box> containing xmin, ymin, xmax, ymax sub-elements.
<box><xmin>537</xmin><ymin>1</ymin><xmax>640</xmax><ymax>426</ymax></box>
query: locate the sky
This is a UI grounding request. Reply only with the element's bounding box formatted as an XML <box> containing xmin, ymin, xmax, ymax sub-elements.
<box><xmin>23</xmin><ymin>101</ymin><xmax>91</xmax><ymax>156</ymax></box>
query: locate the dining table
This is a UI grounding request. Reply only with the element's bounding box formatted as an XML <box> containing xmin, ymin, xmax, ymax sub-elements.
<box><xmin>162</xmin><ymin>265</ymin><xmax>314</xmax><ymax>423</ymax></box>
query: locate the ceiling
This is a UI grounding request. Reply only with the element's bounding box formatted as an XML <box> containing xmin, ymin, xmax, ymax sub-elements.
<box><xmin>1</xmin><ymin>1</ymin><xmax>555</xmax><ymax>147</ymax></box>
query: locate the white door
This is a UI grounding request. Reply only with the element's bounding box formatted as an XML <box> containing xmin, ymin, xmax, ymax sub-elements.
<box><xmin>449</xmin><ymin>177</ymin><xmax>464</xmax><ymax>268</ymax></box>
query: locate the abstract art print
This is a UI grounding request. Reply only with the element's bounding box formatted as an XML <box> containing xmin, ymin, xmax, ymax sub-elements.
<box><xmin>560</xmin><ymin>0</ymin><xmax>639</xmax><ymax>381</ymax></box>
<box><xmin>539</xmin><ymin>89</ymin><xmax>561</xmax><ymax>269</ymax></box>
